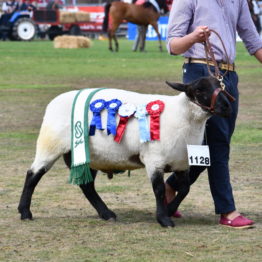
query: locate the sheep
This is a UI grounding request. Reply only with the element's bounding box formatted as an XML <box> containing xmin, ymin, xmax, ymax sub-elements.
<box><xmin>18</xmin><ymin>76</ymin><xmax>233</xmax><ymax>227</ymax></box>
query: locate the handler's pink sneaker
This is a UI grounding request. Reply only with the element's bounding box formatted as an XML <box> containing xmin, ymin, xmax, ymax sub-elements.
<box><xmin>172</xmin><ymin>210</ymin><xmax>182</xmax><ymax>218</ymax></box>
<box><xmin>164</xmin><ymin>198</ymin><xmax>182</xmax><ymax>218</ymax></box>
<box><xmin>219</xmin><ymin>215</ymin><xmax>254</xmax><ymax>229</ymax></box>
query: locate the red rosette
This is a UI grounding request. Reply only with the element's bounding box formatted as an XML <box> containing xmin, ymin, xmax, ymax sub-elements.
<box><xmin>114</xmin><ymin>103</ymin><xmax>136</xmax><ymax>143</ymax></box>
<box><xmin>146</xmin><ymin>100</ymin><xmax>165</xmax><ymax>140</ymax></box>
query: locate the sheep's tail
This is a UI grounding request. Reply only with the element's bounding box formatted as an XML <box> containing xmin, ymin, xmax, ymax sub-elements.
<box><xmin>102</xmin><ymin>3</ymin><xmax>111</xmax><ymax>32</ymax></box>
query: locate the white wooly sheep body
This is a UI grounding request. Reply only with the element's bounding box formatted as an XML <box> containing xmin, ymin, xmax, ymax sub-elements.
<box><xmin>18</xmin><ymin>77</ymin><xmax>232</xmax><ymax>227</ymax></box>
<box><xmin>32</xmin><ymin>88</ymin><xmax>207</xmax><ymax>177</ymax></box>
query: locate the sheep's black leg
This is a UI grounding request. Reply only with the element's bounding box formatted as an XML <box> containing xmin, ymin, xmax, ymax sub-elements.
<box><xmin>18</xmin><ymin>168</ymin><xmax>46</xmax><ymax>220</ymax></box>
<box><xmin>80</xmin><ymin>181</ymin><xmax>116</xmax><ymax>221</ymax></box>
<box><xmin>152</xmin><ymin>171</ymin><xmax>174</xmax><ymax>227</ymax></box>
<box><xmin>63</xmin><ymin>151</ymin><xmax>71</xmax><ymax>169</ymax></box>
<box><xmin>63</xmin><ymin>151</ymin><xmax>116</xmax><ymax>221</ymax></box>
<box><xmin>167</xmin><ymin>171</ymin><xmax>190</xmax><ymax>217</ymax></box>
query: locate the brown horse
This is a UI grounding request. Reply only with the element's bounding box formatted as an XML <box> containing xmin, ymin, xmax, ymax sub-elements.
<box><xmin>103</xmin><ymin>0</ymin><xmax>169</xmax><ymax>52</ymax></box>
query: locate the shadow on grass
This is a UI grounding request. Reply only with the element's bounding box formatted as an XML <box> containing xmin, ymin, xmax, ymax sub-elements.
<box><xmin>28</xmin><ymin>207</ymin><xmax>225</xmax><ymax>227</ymax></box>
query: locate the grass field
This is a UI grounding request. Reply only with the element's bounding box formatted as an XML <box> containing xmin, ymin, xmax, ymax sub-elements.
<box><xmin>0</xmin><ymin>39</ymin><xmax>261</xmax><ymax>262</ymax></box>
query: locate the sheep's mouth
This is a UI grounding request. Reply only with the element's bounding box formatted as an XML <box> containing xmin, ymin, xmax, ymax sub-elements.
<box><xmin>193</xmin><ymin>88</ymin><xmax>235</xmax><ymax>117</ymax></box>
<box><xmin>200</xmin><ymin>102</ymin><xmax>232</xmax><ymax>118</ymax></box>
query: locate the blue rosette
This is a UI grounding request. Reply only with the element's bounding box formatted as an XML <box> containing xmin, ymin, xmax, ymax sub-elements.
<box><xmin>134</xmin><ymin>104</ymin><xmax>151</xmax><ymax>143</ymax></box>
<box><xmin>106</xmin><ymin>99</ymin><xmax>122</xmax><ymax>135</ymax></box>
<box><xmin>89</xmin><ymin>99</ymin><xmax>106</xmax><ymax>136</ymax></box>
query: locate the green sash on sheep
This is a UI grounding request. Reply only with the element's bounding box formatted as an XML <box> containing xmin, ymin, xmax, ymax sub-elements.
<box><xmin>70</xmin><ymin>88</ymin><xmax>104</xmax><ymax>185</ymax></box>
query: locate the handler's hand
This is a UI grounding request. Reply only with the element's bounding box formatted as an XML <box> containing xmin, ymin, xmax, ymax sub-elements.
<box><xmin>191</xmin><ymin>26</ymin><xmax>210</xmax><ymax>43</ymax></box>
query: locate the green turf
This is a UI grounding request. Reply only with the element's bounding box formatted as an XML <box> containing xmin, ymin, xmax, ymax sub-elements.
<box><xmin>0</xmin><ymin>39</ymin><xmax>261</xmax><ymax>262</ymax></box>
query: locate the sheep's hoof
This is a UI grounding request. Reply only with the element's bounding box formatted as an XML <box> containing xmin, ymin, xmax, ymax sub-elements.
<box><xmin>107</xmin><ymin>217</ymin><xmax>117</xmax><ymax>222</ymax></box>
<box><xmin>100</xmin><ymin>209</ymin><xmax>117</xmax><ymax>221</ymax></box>
<box><xmin>19</xmin><ymin>209</ymin><xmax>33</xmax><ymax>220</ymax></box>
<box><xmin>157</xmin><ymin>216</ymin><xmax>175</xmax><ymax>228</ymax></box>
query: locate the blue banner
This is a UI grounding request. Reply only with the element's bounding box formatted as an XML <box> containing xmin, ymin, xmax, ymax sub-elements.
<box><xmin>128</xmin><ymin>16</ymin><xmax>168</xmax><ymax>41</ymax></box>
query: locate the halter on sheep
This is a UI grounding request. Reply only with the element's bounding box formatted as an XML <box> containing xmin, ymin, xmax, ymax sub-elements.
<box><xmin>18</xmin><ymin>76</ymin><xmax>233</xmax><ymax>227</ymax></box>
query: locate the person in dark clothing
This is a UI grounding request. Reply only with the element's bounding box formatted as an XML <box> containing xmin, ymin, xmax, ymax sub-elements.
<box><xmin>0</xmin><ymin>0</ymin><xmax>19</xmax><ymax>25</ymax></box>
<box><xmin>18</xmin><ymin>0</ymin><xmax>36</xmax><ymax>11</ymax></box>
<box><xmin>46</xmin><ymin>0</ymin><xmax>61</xmax><ymax>10</ymax></box>
<box><xmin>0</xmin><ymin>0</ymin><xmax>19</xmax><ymax>39</ymax></box>
<box><xmin>248</xmin><ymin>0</ymin><xmax>262</xmax><ymax>35</ymax></box>
<box><xmin>132</xmin><ymin>0</ymin><xmax>147</xmax><ymax>52</ymax></box>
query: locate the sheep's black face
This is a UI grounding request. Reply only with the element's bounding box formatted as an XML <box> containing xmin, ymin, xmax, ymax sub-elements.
<box><xmin>189</xmin><ymin>77</ymin><xmax>232</xmax><ymax>117</ymax></box>
<box><xmin>166</xmin><ymin>76</ymin><xmax>233</xmax><ymax>118</ymax></box>
<box><xmin>206</xmin><ymin>91</ymin><xmax>232</xmax><ymax>117</ymax></box>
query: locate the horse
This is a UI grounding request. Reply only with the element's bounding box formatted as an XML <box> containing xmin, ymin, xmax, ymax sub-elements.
<box><xmin>103</xmin><ymin>0</ymin><xmax>169</xmax><ymax>52</ymax></box>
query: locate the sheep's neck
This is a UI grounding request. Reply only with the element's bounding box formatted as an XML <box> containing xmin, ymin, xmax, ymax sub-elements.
<box><xmin>176</xmin><ymin>95</ymin><xmax>209</xmax><ymax>140</ymax></box>
<box><xmin>186</xmin><ymin>97</ymin><xmax>210</xmax><ymax>123</ymax></box>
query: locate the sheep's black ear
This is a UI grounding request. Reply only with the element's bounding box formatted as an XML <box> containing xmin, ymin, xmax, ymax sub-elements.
<box><xmin>166</xmin><ymin>81</ymin><xmax>187</xmax><ymax>92</ymax></box>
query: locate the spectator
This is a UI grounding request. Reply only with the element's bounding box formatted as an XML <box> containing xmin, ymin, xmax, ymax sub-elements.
<box><xmin>248</xmin><ymin>0</ymin><xmax>262</xmax><ymax>35</ymax></box>
<box><xmin>18</xmin><ymin>0</ymin><xmax>36</xmax><ymax>11</ymax></box>
<box><xmin>132</xmin><ymin>0</ymin><xmax>147</xmax><ymax>52</ymax></box>
<box><xmin>1</xmin><ymin>0</ymin><xmax>19</xmax><ymax>14</ymax></box>
<box><xmin>46</xmin><ymin>0</ymin><xmax>62</xmax><ymax>10</ymax></box>
<box><xmin>0</xmin><ymin>0</ymin><xmax>19</xmax><ymax>30</ymax></box>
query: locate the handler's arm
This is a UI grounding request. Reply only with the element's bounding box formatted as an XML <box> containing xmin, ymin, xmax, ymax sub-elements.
<box><xmin>169</xmin><ymin>26</ymin><xmax>210</xmax><ymax>55</ymax></box>
<box><xmin>254</xmin><ymin>48</ymin><xmax>262</xmax><ymax>63</ymax></box>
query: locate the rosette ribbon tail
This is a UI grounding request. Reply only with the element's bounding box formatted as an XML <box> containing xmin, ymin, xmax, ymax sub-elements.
<box><xmin>150</xmin><ymin>114</ymin><xmax>161</xmax><ymax>140</ymax></box>
<box><xmin>89</xmin><ymin>112</ymin><xmax>104</xmax><ymax>136</ymax></box>
<box><xmin>138</xmin><ymin>117</ymin><xmax>151</xmax><ymax>143</ymax></box>
<box><xmin>146</xmin><ymin>100</ymin><xmax>164</xmax><ymax>141</ymax></box>
<box><xmin>114</xmin><ymin>116</ymin><xmax>129</xmax><ymax>143</ymax></box>
<box><xmin>107</xmin><ymin>110</ymin><xmax>117</xmax><ymax>135</ymax></box>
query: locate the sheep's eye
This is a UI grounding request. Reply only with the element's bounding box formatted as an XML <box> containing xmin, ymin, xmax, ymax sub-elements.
<box><xmin>195</xmin><ymin>89</ymin><xmax>202</xmax><ymax>96</ymax></box>
<box><xmin>195</xmin><ymin>89</ymin><xmax>209</xmax><ymax>102</ymax></box>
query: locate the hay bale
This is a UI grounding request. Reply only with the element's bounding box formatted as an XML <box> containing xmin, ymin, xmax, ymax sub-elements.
<box><xmin>75</xmin><ymin>11</ymin><xmax>91</xmax><ymax>22</ymax></box>
<box><xmin>59</xmin><ymin>11</ymin><xmax>76</xmax><ymax>24</ymax></box>
<box><xmin>54</xmin><ymin>35</ymin><xmax>92</xmax><ymax>49</ymax></box>
<box><xmin>59</xmin><ymin>11</ymin><xmax>91</xmax><ymax>24</ymax></box>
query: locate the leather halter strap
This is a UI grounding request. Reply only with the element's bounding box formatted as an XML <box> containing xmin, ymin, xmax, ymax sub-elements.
<box><xmin>192</xmin><ymin>29</ymin><xmax>236</xmax><ymax>113</ymax></box>
<box><xmin>210</xmin><ymin>88</ymin><xmax>235</xmax><ymax>112</ymax></box>
<box><xmin>203</xmin><ymin>29</ymin><xmax>230</xmax><ymax>80</ymax></box>
<box><xmin>193</xmin><ymin>88</ymin><xmax>235</xmax><ymax>113</ymax></box>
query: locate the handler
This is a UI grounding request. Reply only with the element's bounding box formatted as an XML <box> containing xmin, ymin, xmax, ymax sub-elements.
<box><xmin>165</xmin><ymin>0</ymin><xmax>262</xmax><ymax>228</ymax></box>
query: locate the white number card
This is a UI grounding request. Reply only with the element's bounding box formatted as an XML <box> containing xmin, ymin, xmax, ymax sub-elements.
<box><xmin>187</xmin><ymin>145</ymin><xmax>211</xmax><ymax>166</ymax></box>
